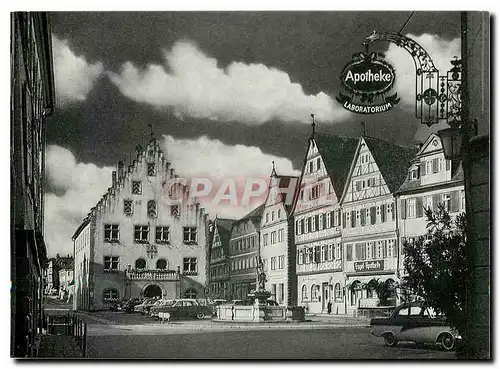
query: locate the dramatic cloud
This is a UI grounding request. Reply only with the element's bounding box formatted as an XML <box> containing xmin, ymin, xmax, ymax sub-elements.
<box><xmin>44</xmin><ymin>138</ymin><xmax>299</xmax><ymax>256</ymax></box>
<box><xmin>385</xmin><ymin>33</ymin><xmax>461</xmax><ymax>108</ymax></box>
<box><xmin>52</xmin><ymin>35</ymin><xmax>104</xmax><ymax>107</ymax></box>
<box><xmin>108</xmin><ymin>40</ymin><xmax>348</xmax><ymax>124</ymax></box>
<box><xmin>45</xmin><ymin>145</ymin><xmax>113</xmax><ymax>256</ymax></box>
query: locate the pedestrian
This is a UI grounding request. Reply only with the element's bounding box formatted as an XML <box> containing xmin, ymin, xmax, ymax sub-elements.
<box><xmin>327</xmin><ymin>300</ymin><xmax>332</xmax><ymax>315</ymax></box>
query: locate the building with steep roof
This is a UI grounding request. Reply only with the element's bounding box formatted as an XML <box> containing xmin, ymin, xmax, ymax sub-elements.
<box><xmin>339</xmin><ymin>135</ymin><xmax>418</xmax><ymax>314</ymax></box>
<box><xmin>292</xmin><ymin>128</ymin><xmax>359</xmax><ymax>314</ymax></box>
<box><xmin>72</xmin><ymin>138</ymin><xmax>209</xmax><ymax>311</ymax></box>
<box><xmin>260</xmin><ymin>165</ymin><xmax>299</xmax><ymax>306</ymax></box>
<box><xmin>208</xmin><ymin>217</ymin><xmax>236</xmax><ymax>300</ymax></box>
<box><xmin>396</xmin><ymin>133</ymin><xmax>465</xmax><ymax>272</ymax></box>
<box><xmin>227</xmin><ymin>204</ymin><xmax>264</xmax><ymax>300</ymax></box>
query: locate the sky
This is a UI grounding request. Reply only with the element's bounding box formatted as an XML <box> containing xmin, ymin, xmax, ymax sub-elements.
<box><xmin>44</xmin><ymin>11</ymin><xmax>463</xmax><ymax>257</ymax></box>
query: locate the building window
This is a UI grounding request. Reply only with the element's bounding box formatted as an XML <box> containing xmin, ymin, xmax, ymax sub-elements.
<box><xmin>135</xmin><ymin>258</ymin><xmax>146</xmax><ymax>269</ymax></box>
<box><xmin>442</xmin><ymin>193</ymin><xmax>451</xmax><ymax>211</ymax></box>
<box><xmin>147</xmin><ymin>200</ymin><xmax>157</xmax><ymax>218</ymax></box>
<box><xmin>366</xmin><ymin>242</ymin><xmax>373</xmax><ymax>259</ymax></box>
<box><xmin>184</xmin><ymin>288</ymin><xmax>197</xmax><ymax>299</ymax></box>
<box><xmin>321</xmin><ymin>246</ymin><xmax>328</xmax><ymax>262</ymax></box>
<box><xmin>408</xmin><ymin>198</ymin><xmax>416</xmax><ymax>218</ymax></box>
<box><xmin>277</xmin><ymin>209</ymin><xmax>281</xmax><ymax>219</ymax></box>
<box><xmin>132</xmin><ymin>181</ymin><xmax>142</xmax><ymax>194</ymax></box>
<box><xmin>278</xmin><ymin>283</ymin><xmax>284</xmax><ymax>304</ymax></box>
<box><xmin>271</xmin><ymin>257</ymin><xmax>277</xmax><ymax>270</ymax></box>
<box><xmin>278</xmin><ymin>229</ymin><xmax>284</xmax><ymax>242</ymax></box>
<box><xmin>124</xmin><ymin>200</ymin><xmax>133</xmax><ymax>215</ymax></box>
<box><xmin>278</xmin><ymin>255</ymin><xmax>284</xmax><ymax>269</ymax></box>
<box><xmin>334</xmin><ymin>283</ymin><xmax>343</xmax><ymax>302</ymax></box>
<box><xmin>171</xmin><ymin>205</ymin><xmax>180</xmax><ymax>217</ymax></box>
<box><xmin>156</xmin><ymin>259</ymin><xmax>168</xmax><ymax>270</ymax></box>
<box><xmin>311</xmin><ymin>285</ymin><xmax>319</xmax><ymax>301</ymax></box>
<box><xmin>155</xmin><ymin>226</ymin><xmax>170</xmax><ymax>243</ymax></box>
<box><xmin>328</xmin><ymin>244</ymin><xmax>334</xmax><ymax>261</ymax></box>
<box><xmin>263</xmin><ymin>234</ymin><xmax>268</xmax><ymax>246</ymax></box>
<box><xmin>309</xmin><ymin>161</ymin><xmax>313</xmax><ymax>173</ymax></box>
<box><xmin>376</xmin><ymin>241</ymin><xmax>383</xmax><ymax>259</ymax></box>
<box><xmin>147</xmin><ymin>163</ymin><xmax>156</xmax><ymax>176</ymax></box>
<box><xmin>183</xmin><ymin>227</ymin><xmax>197</xmax><ymax>244</ymax></box>
<box><xmin>388</xmin><ymin>203</ymin><xmax>394</xmax><ymax>220</ymax></box>
<box><xmin>183</xmin><ymin>258</ymin><xmax>197</xmax><ymax>273</ymax></box>
<box><xmin>298</xmin><ymin>249</ymin><xmax>304</xmax><ymax>264</ymax></box>
<box><xmin>266</xmin><ymin>213</ymin><xmax>269</xmax><ymax>223</ymax></box>
<box><xmin>271</xmin><ymin>231</ymin><xmax>276</xmax><ymax>244</ymax></box>
<box><xmin>104</xmin><ymin>224</ymin><xmax>120</xmax><ymax>242</ymax></box>
<box><xmin>424</xmin><ymin>196</ymin><xmax>433</xmax><ymax>210</ymax></box>
<box><xmin>104</xmin><ymin>256</ymin><xmax>119</xmax><ymax>272</ymax></box>
<box><xmin>301</xmin><ymin>285</ymin><xmax>308</xmax><ymax>301</ymax></box>
<box><xmin>146</xmin><ymin>244</ymin><xmax>158</xmax><ymax>259</ymax></box>
<box><xmin>387</xmin><ymin>240</ymin><xmax>395</xmax><ymax>258</ymax></box>
<box><xmin>103</xmin><ymin>288</ymin><xmax>119</xmax><ymax>302</ymax></box>
<box><xmin>305</xmin><ymin>248</ymin><xmax>312</xmax><ymax>264</ymax></box>
<box><xmin>272</xmin><ymin>211</ymin><xmax>275</xmax><ymax>221</ymax></box>
<box><xmin>461</xmin><ymin>190</ymin><xmax>466</xmax><ymax>210</ymax></box>
<box><xmin>134</xmin><ymin>225</ymin><xmax>149</xmax><ymax>243</ymax></box>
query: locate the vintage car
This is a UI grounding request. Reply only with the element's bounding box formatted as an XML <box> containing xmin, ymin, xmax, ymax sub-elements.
<box><xmin>134</xmin><ymin>298</ymin><xmax>158</xmax><ymax>314</ymax></box>
<box><xmin>149</xmin><ymin>299</ymin><xmax>175</xmax><ymax>317</ymax></box>
<box><xmin>370</xmin><ymin>302</ymin><xmax>461</xmax><ymax>350</ymax></box>
<box><xmin>119</xmin><ymin>298</ymin><xmax>142</xmax><ymax>313</ymax></box>
<box><xmin>150</xmin><ymin>299</ymin><xmax>213</xmax><ymax>320</ymax></box>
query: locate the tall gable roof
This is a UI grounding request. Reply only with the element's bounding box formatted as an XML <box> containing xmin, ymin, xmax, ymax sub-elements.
<box><xmin>215</xmin><ymin>218</ymin><xmax>236</xmax><ymax>246</ymax></box>
<box><xmin>271</xmin><ymin>174</ymin><xmax>299</xmax><ymax>214</ymax></box>
<box><xmin>314</xmin><ymin>133</ymin><xmax>359</xmax><ymax>196</ymax></box>
<box><xmin>363</xmin><ymin>136</ymin><xmax>419</xmax><ymax>193</ymax></box>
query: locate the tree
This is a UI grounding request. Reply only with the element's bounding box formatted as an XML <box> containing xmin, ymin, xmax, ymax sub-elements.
<box><xmin>401</xmin><ymin>204</ymin><xmax>469</xmax><ymax>337</ymax></box>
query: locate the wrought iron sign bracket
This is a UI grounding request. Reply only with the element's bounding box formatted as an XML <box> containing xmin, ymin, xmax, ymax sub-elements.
<box><xmin>363</xmin><ymin>31</ymin><xmax>462</xmax><ymax>127</ymax></box>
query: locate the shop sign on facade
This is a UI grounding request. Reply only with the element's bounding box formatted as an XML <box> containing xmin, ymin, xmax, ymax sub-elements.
<box><xmin>354</xmin><ymin>260</ymin><xmax>384</xmax><ymax>272</ymax></box>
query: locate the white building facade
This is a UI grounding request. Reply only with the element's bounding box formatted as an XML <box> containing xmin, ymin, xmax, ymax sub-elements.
<box><xmin>339</xmin><ymin>136</ymin><xmax>417</xmax><ymax>315</ymax></box>
<box><xmin>260</xmin><ymin>169</ymin><xmax>298</xmax><ymax>306</ymax></box>
<box><xmin>396</xmin><ymin>133</ymin><xmax>465</xmax><ymax>272</ymax></box>
<box><xmin>293</xmin><ymin>132</ymin><xmax>358</xmax><ymax>314</ymax></box>
<box><xmin>72</xmin><ymin>138</ymin><xmax>209</xmax><ymax>311</ymax></box>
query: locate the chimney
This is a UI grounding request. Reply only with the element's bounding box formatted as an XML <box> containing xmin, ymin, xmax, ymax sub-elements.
<box><xmin>117</xmin><ymin>160</ymin><xmax>124</xmax><ymax>179</ymax></box>
<box><xmin>112</xmin><ymin>171</ymin><xmax>117</xmax><ymax>186</ymax></box>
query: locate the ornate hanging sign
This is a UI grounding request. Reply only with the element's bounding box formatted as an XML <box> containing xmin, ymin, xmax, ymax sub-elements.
<box><xmin>337</xmin><ymin>52</ymin><xmax>400</xmax><ymax>115</ymax></box>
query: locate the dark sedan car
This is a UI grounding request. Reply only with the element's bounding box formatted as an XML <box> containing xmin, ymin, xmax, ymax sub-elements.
<box><xmin>370</xmin><ymin>302</ymin><xmax>461</xmax><ymax>350</ymax></box>
<box><xmin>150</xmin><ymin>299</ymin><xmax>213</xmax><ymax>320</ymax></box>
<box><xmin>119</xmin><ymin>298</ymin><xmax>143</xmax><ymax>313</ymax></box>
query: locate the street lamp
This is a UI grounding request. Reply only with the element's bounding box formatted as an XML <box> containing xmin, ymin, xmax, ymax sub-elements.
<box><xmin>437</xmin><ymin>127</ymin><xmax>463</xmax><ymax>160</ymax></box>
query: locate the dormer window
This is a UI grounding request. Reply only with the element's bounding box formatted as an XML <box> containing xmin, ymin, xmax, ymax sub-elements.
<box><xmin>409</xmin><ymin>168</ymin><xmax>419</xmax><ymax>180</ymax></box>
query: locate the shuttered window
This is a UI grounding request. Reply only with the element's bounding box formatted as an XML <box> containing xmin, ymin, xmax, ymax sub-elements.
<box><xmin>370</xmin><ymin>206</ymin><xmax>376</xmax><ymax>224</ymax></box>
<box><xmin>346</xmin><ymin>244</ymin><xmax>353</xmax><ymax>261</ymax></box>
<box><xmin>381</xmin><ymin>204</ymin><xmax>387</xmax><ymax>222</ymax></box>
<box><xmin>400</xmin><ymin>199</ymin><xmax>407</xmax><ymax>219</ymax></box>
<box><xmin>432</xmin><ymin>158</ymin><xmax>439</xmax><ymax>173</ymax></box>
<box><xmin>416</xmin><ymin>197</ymin><xmax>424</xmax><ymax>218</ymax></box>
<box><xmin>451</xmin><ymin>191</ymin><xmax>460</xmax><ymax>212</ymax></box>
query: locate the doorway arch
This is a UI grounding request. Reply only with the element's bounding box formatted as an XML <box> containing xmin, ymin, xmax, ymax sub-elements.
<box><xmin>143</xmin><ymin>284</ymin><xmax>162</xmax><ymax>299</ymax></box>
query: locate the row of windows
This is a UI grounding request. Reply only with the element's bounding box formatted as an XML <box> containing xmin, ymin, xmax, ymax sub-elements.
<box><xmin>231</xmin><ymin>256</ymin><xmax>258</xmax><ymax>272</ymax></box>
<box><xmin>297</xmin><ymin>244</ymin><xmax>342</xmax><ymax>264</ymax></box>
<box><xmin>102</xmin><ymin>287</ymin><xmax>199</xmax><ymax>302</ymax></box>
<box><xmin>268</xmin><ymin>255</ymin><xmax>285</xmax><ymax>270</ymax></box>
<box><xmin>104</xmin><ymin>224</ymin><xmax>197</xmax><ymax>244</ymax></box>
<box><xmin>210</xmin><ymin>247</ymin><xmax>225</xmax><ymax>261</ymax></box>
<box><xmin>298</xmin><ymin>181</ymin><xmax>334</xmax><ymax>202</ymax></box>
<box><xmin>296</xmin><ymin>210</ymin><xmax>341</xmax><ymax>235</ymax></box>
<box><xmin>122</xmin><ymin>199</ymin><xmax>182</xmax><ymax>218</ymax></box>
<box><xmin>354</xmin><ymin>177</ymin><xmax>378</xmax><ymax>192</ymax></box>
<box><xmin>262</xmin><ymin>228</ymin><xmax>285</xmax><ymax>246</ymax></box>
<box><xmin>345</xmin><ymin>239</ymin><xmax>395</xmax><ymax>261</ymax></box>
<box><xmin>264</xmin><ymin>209</ymin><xmax>282</xmax><ymax>223</ymax></box>
<box><xmin>344</xmin><ymin>203</ymin><xmax>394</xmax><ymax>228</ymax></box>
<box><xmin>402</xmin><ymin>191</ymin><xmax>464</xmax><ymax>218</ymax></box>
<box><xmin>103</xmin><ymin>256</ymin><xmax>197</xmax><ymax>273</ymax></box>
<box><xmin>210</xmin><ymin>264</ymin><xmax>229</xmax><ymax>278</ymax></box>
<box><xmin>300</xmin><ymin>284</ymin><xmax>344</xmax><ymax>302</ymax></box>
<box><xmin>230</xmin><ymin>235</ymin><xmax>257</xmax><ymax>253</ymax></box>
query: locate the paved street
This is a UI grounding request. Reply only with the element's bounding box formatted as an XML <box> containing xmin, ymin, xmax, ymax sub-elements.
<box><xmin>80</xmin><ymin>312</ymin><xmax>456</xmax><ymax>359</ymax></box>
<box><xmin>86</xmin><ymin>326</ymin><xmax>456</xmax><ymax>359</ymax></box>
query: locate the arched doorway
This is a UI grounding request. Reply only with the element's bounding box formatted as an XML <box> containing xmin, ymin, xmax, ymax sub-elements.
<box><xmin>144</xmin><ymin>284</ymin><xmax>162</xmax><ymax>299</ymax></box>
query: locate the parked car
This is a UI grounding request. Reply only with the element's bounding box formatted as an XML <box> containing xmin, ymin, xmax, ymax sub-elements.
<box><xmin>134</xmin><ymin>298</ymin><xmax>158</xmax><ymax>315</ymax></box>
<box><xmin>110</xmin><ymin>298</ymin><xmax>129</xmax><ymax>312</ymax></box>
<box><xmin>149</xmin><ymin>299</ymin><xmax>175</xmax><ymax>317</ymax></box>
<box><xmin>119</xmin><ymin>298</ymin><xmax>143</xmax><ymax>313</ymax></box>
<box><xmin>370</xmin><ymin>302</ymin><xmax>461</xmax><ymax>350</ymax></box>
<box><xmin>150</xmin><ymin>299</ymin><xmax>214</xmax><ymax>320</ymax></box>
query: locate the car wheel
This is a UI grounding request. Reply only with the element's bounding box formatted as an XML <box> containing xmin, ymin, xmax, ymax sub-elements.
<box><xmin>383</xmin><ymin>332</ymin><xmax>398</xmax><ymax>347</ymax></box>
<box><xmin>196</xmin><ymin>312</ymin><xmax>205</xmax><ymax>320</ymax></box>
<box><xmin>439</xmin><ymin>332</ymin><xmax>455</xmax><ymax>351</ymax></box>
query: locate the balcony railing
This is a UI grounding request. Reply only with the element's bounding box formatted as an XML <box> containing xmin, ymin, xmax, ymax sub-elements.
<box><xmin>125</xmin><ymin>269</ymin><xmax>179</xmax><ymax>281</ymax></box>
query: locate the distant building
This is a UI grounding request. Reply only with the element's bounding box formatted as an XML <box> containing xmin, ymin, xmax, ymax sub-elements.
<box><xmin>339</xmin><ymin>136</ymin><xmax>417</xmax><ymax>314</ymax></box>
<box><xmin>72</xmin><ymin>138</ymin><xmax>209</xmax><ymax>311</ymax></box>
<box><xmin>292</xmin><ymin>131</ymin><xmax>358</xmax><ymax>314</ymax></box>
<box><xmin>44</xmin><ymin>254</ymin><xmax>73</xmax><ymax>294</ymax></box>
<box><xmin>260</xmin><ymin>167</ymin><xmax>299</xmax><ymax>306</ymax></box>
<box><xmin>396</xmin><ymin>133</ymin><xmax>465</xmax><ymax>270</ymax></box>
<box><xmin>58</xmin><ymin>260</ymin><xmax>74</xmax><ymax>299</ymax></box>
<box><xmin>11</xmin><ymin>12</ymin><xmax>55</xmax><ymax>357</ymax></box>
<box><xmin>227</xmin><ymin>205</ymin><xmax>264</xmax><ymax>301</ymax></box>
<box><xmin>208</xmin><ymin>218</ymin><xmax>236</xmax><ymax>300</ymax></box>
